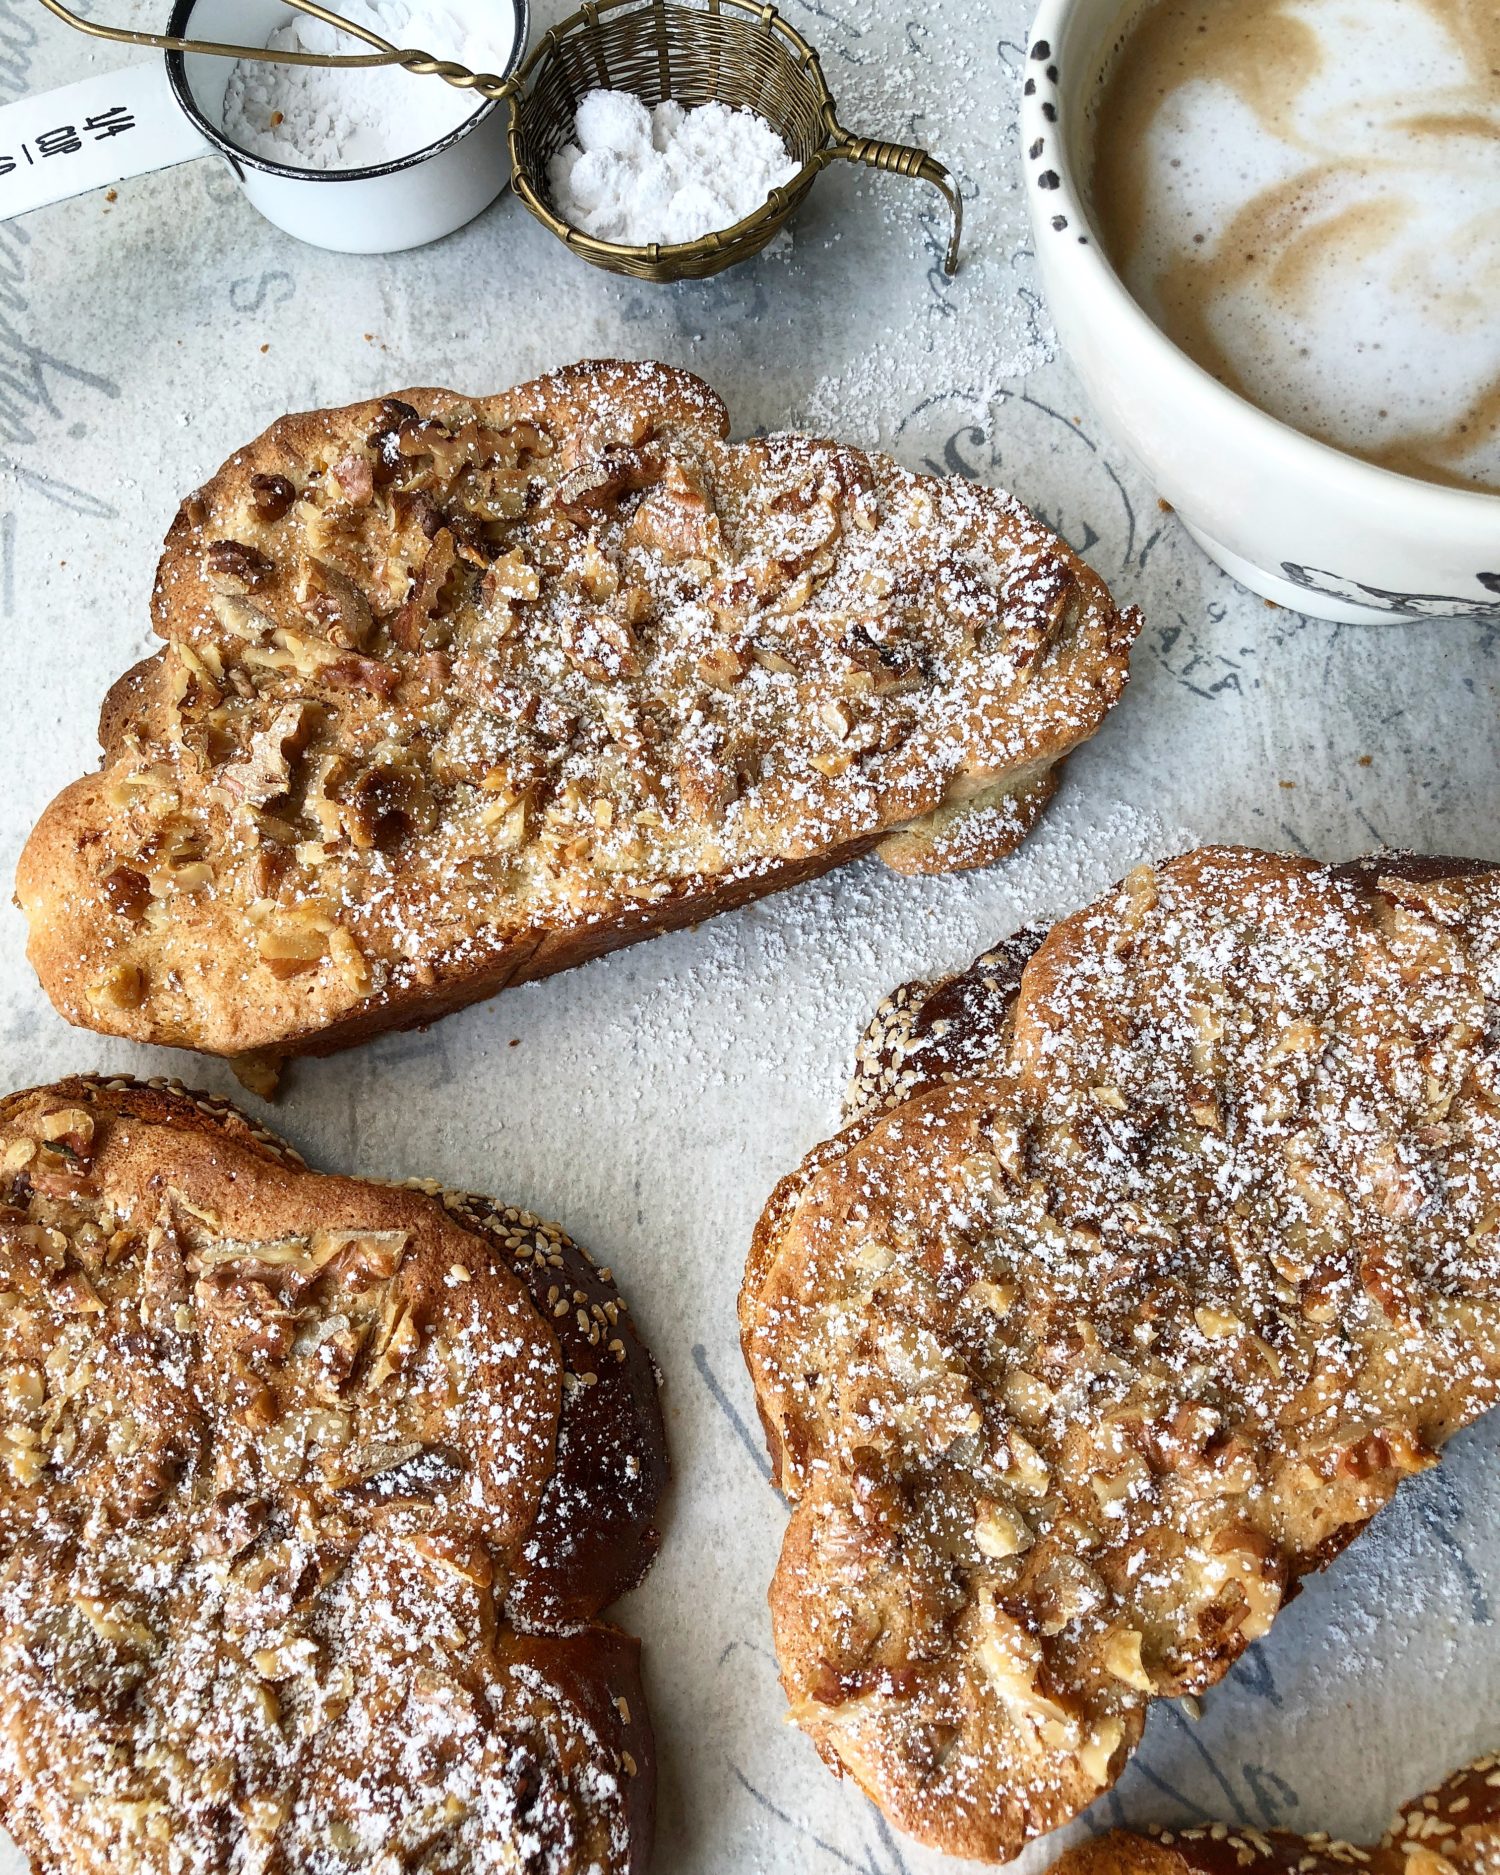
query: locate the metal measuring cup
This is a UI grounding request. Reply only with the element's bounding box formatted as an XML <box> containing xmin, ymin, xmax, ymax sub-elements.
<box><xmin>8</xmin><ymin>0</ymin><xmax>526</xmax><ymax>251</ymax></box>
<box><xmin>16</xmin><ymin>0</ymin><xmax>961</xmax><ymax>273</ymax></box>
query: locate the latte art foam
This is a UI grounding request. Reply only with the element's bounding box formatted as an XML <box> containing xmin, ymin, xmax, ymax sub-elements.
<box><xmin>1092</xmin><ymin>0</ymin><xmax>1500</xmax><ymax>492</ymax></box>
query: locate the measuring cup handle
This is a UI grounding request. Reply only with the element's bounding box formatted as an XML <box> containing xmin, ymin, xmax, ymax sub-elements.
<box><xmin>829</xmin><ymin>130</ymin><xmax>962</xmax><ymax>275</ymax></box>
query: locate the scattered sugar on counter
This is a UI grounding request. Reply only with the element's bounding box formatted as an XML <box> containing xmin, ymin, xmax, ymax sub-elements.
<box><xmin>548</xmin><ymin>89</ymin><xmax>800</xmax><ymax>245</ymax></box>
<box><xmin>222</xmin><ymin>0</ymin><xmax>513</xmax><ymax>170</ymax></box>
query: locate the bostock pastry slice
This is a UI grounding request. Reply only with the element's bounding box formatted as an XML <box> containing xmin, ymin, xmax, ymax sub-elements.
<box><xmin>0</xmin><ymin>1075</ymin><xmax>666</xmax><ymax>1874</ymax></box>
<box><xmin>741</xmin><ymin>846</ymin><xmax>1500</xmax><ymax>1862</ymax></box>
<box><xmin>18</xmin><ymin>359</ymin><xmax>1138</xmax><ymax>1066</ymax></box>
<box><xmin>1051</xmin><ymin>1752</ymin><xmax>1500</xmax><ymax>1875</ymax></box>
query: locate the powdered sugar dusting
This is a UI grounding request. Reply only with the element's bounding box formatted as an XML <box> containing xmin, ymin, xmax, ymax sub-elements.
<box><xmin>784</xmin><ymin>0</ymin><xmax>1056</xmax><ymax>448</ymax></box>
<box><xmin>624</xmin><ymin>795</ymin><xmax>1196</xmax><ymax>1111</ymax></box>
<box><xmin>0</xmin><ymin>1078</ymin><xmax>660</xmax><ymax>1872</ymax></box>
<box><xmin>743</xmin><ymin>846</ymin><xmax>1500</xmax><ymax>1857</ymax></box>
<box><xmin>21</xmin><ymin>360</ymin><xmax>1139</xmax><ymax>1062</ymax></box>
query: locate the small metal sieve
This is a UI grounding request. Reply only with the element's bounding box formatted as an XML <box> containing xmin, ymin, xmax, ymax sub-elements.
<box><xmin>504</xmin><ymin>0</ymin><xmax>963</xmax><ymax>280</ymax></box>
<box><xmin>35</xmin><ymin>0</ymin><xmax>963</xmax><ymax>277</ymax></box>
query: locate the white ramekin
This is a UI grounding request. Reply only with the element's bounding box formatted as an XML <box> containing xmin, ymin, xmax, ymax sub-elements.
<box><xmin>1020</xmin><ymin>0</ymin><xmax>1500</xmax><ymax>623</ymax></box>
<box><xmin>166</xmin><ymin>0</ymin><xmax>525</xmax><ymax>254</ymax></box>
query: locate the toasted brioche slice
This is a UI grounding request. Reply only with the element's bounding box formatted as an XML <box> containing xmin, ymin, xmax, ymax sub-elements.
<box><xmin>1050</xmin><ymin>1753</ymin><xmax>1500</xmax><ymax>1875</ymax></box>
<box><xmin>740</xmin><ymin>847</ymin><xmax>1500</xmax><ymax>1862</ymax></box>
<box><xmin>18</xmin><ymin>359</ymin><xmax>1139</xmax><ymax>1062</ymax></box>
<box><xmin>0</xmin><ymin>1076</ymin><xmax>665</xmax><ymax>1874</ymax></box>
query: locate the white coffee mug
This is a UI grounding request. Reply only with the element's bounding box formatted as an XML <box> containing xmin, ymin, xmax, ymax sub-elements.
<box><xmin>1020</xmin><ymin>0</ymin><xmax>1500</xmax><ymax>624</ymax></box>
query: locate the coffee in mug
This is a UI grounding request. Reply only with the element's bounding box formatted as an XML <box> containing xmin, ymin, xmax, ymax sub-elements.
<box><xmin>1091</xmin><ymin>0</ymin><xmax>1500</xmax><ymax>492</ymax></box>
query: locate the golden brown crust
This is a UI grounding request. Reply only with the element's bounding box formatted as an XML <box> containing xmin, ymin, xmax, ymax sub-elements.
<box><xmin>1050</xmin><ymin>1751</ymin><xmax>1500</xmax><ymax>1875</ymax></box>
<box><xmin>741</xmin><ymin>846</ymin><xmax>1500</xmax><ymax>1863</ymax></box>
<box><xmin>1054</xmin><ymin>1838</ymin><xmax>1188</xmax><ymax>1875</ymax></box>
<box><xmin>18</xmin><ymin>359</ymin><xmax>1139</xmax><ymax>1062</ymax></box>
<box><xmin>0</xmin><ymin>1075</ymin><xmax>664</xmax><ymax>1873</ymax></box>
<box><xmin>842</xmin><ymin>922</ymin><xmax>1047</xmax><ymax>1125</ymax></box>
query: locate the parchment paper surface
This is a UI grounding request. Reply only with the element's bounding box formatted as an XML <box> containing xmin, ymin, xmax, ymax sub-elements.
<box><xmin>1</xmin><ymin>1</ymin><xmax>1497</xmax><ymax>1869</ymax></box>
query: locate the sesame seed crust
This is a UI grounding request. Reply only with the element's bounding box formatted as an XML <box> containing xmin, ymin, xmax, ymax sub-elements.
<box><xmin>1051</xmin><ymin>1751</ymin><xmax>1500</xmax><ymax>1875</ymax></box>
<box><xmin>17</xmin><ymin>358</ymin><xmax>1138</xmax><ymax>1063</ymax></box>
<box><xmin>0</xmin><ymin>1074</ymin><xmax>664</xmax><ymax>1874</ymax></box>
<box><xmin>740</xmin><ymin>846</ymin><xmax>1500</xmax><ymax>1862</ymax></box>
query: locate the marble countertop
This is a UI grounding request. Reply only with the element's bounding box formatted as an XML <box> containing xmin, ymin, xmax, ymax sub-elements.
<box><xmin>1</xmin><ymin>0</ymin><xmax>1496</xmax><ymax>1869</ymax></box>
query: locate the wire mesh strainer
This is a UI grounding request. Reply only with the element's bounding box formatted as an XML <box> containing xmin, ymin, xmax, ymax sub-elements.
<box><xmin>37</xmin><ymin>0</ymin><xmax>962</xmax><ymax>280</ymax></box>
<box><xmin>507</xmin><ymin>0</ymin><xmax>963</xmax><ymax>280</ymax></box>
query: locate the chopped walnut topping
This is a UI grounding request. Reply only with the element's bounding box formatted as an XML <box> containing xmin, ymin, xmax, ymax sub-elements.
<box><xmin>744</xmin><ymin>847</ymin><xmax>1500</xmax><ymax>1863</ymax></box>
<box><xmin>250</xmin><ymin>473</ymin><xmax>297</xmax><ymax>524</ymax></box>
<box><xmin>974</xmin><ymin>1499</ymin><xmax>1033</xmax><ymax>1559</ymax></box>
<box><xmin>88</xmin><ymin>960</ymin><xmax>147</xmax><ymax>1011</ymax></box>
<box><xmin>0</xmin><ymin>1076</ymin><xmax>664</xmax><ymax>1873</ymax></box>
<box><xmin>694</xmin><ymin>642</ymin><xmax>748</xmax><ymax>689</ymax></box>
<box><xmin>19</xmin><ymin>363</ymin><xmax>1139</xmax><ymax>1062</ymax></box>
<box><xmin>217</xmin><ymin>702</ymin><xmax>309</xmax><ymax>809</ymax></box>
<box><xmin>205</xmin><ymin>538</ymin><xmax>275</xmax><ymax>591</ymax></box>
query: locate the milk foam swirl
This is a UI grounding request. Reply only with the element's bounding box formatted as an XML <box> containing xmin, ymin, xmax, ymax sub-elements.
<box><xmin>1093</xmin><ymin>0</ymin><xmax>1500</xmax><ymax>492</ymax></box>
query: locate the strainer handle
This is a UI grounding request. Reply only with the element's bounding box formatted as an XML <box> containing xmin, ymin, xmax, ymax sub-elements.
<box><xmin>828</xmin><ymin>130</ymin><xmax>962</xmax><ymax>275</ymax></box>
